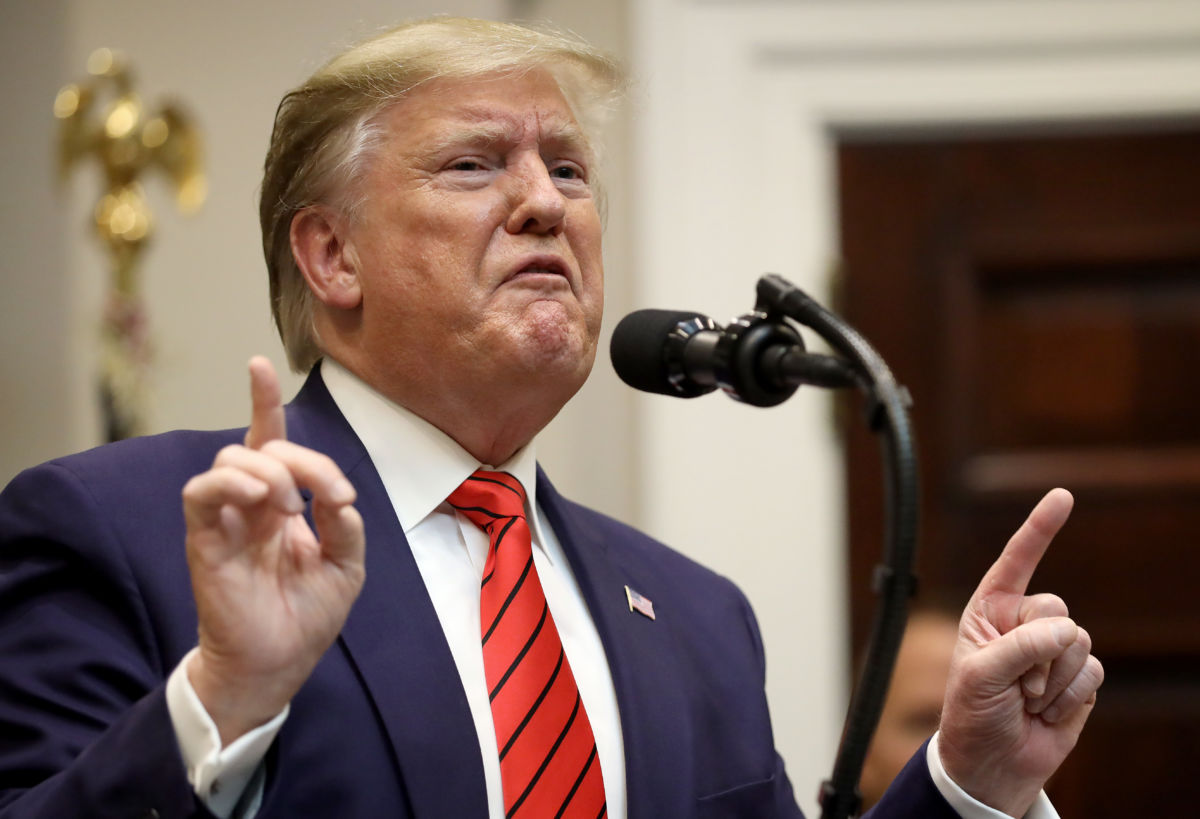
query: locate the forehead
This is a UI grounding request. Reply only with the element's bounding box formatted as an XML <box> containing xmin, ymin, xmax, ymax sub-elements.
<box><xmin>382</xmin><ymin>70</ymin><xmax>590</xmax><ymax>153</ymax></box>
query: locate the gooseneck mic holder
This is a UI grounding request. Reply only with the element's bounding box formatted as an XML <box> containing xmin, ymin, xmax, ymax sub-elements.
<box><xmin>613</xmin><ymin>274</ymin><xmax>919</xmax><ymax>819</ymax></box>
<box><xmin>752</xmin><ymin>274</ymin><xmax>920</xmax><ymax>819</ymax></box>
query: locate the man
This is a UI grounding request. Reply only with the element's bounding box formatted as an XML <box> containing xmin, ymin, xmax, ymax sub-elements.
<box><xmin>0</xmin><ymin>17</ymin><xmax>1101</xmax><ymax>819</ymax></box>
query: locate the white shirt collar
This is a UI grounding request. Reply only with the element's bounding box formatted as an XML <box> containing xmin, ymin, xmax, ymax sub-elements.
<box><xmin>319</xmin><ymin>358</ymin><xmax>551</xmax><ymax>552</ymax></box>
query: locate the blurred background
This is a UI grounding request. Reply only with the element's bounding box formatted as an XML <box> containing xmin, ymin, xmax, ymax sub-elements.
<box><xmin>4</xmin><ymin>0</ymin><xmax>1199</xmax><ymax>814</ymax></box>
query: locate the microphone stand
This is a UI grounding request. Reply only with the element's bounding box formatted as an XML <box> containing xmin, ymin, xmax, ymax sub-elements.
<box><xmin>748</xmin><ymin>274</ymin><xmax>921</xmax><ymax>819</ymax></box>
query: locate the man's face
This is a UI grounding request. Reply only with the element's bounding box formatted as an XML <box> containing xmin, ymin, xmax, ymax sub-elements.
<box><xmin>339</xmin><ymin>69</ymin><xmax>604</xmax><ymax>414</ymax></box>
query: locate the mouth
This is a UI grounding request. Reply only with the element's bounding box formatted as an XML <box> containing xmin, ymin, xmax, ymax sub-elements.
<box><xmin>506</xmin><ymin>255</ymin><xmax>571</xmax><ymax>284</ymax></box>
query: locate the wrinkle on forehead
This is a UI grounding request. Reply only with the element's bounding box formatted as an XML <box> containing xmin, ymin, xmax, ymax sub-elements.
<box><xmin>396</xmin><ymin>72</ymin><xmax>594</xmax><ymax>156</ymax></box>
<box><xmin>423</xmin><ymin>115</ymin><xmax>591</xmax><ymax>156</ymax></box>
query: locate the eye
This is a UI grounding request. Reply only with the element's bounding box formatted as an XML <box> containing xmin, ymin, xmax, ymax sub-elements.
<box><xmin>447</xmin><ymin>159</ymin><xmax>487</xmax><ymax>172</ymax></box>
<box><xmin>549</xmin><ymin>162</ymin><xmax>586</xmax><ymax>182</ymax></box>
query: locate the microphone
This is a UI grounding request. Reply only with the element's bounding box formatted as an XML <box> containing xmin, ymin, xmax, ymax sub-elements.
<box><xmin>610</xmin><ymin>308</ymin><xmax>858</xmax><ymax>407</ymax></box>
<box><xmin>609</xmin><ymin>309</ymin><xmax>722</xmax><ymax>398</ymax></box>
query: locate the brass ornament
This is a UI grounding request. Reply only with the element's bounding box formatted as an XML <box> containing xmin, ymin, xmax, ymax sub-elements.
<box><xmin>55</xmin><ymin>48</ymin><xmax>205</xmax><ymax>441</ymax></box>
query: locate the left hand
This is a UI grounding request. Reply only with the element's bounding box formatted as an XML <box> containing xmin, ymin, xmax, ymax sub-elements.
<box><xmin>938</xmin><ymin>488</ymin><xmax>1104</xmax><ymax>816</ymax></box>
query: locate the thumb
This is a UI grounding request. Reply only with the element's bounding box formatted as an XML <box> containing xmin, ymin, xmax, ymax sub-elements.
<box><xmin>979</xmin><ymin>616</ymin><xmax>1079</xmax><ymax>683</ymax></box>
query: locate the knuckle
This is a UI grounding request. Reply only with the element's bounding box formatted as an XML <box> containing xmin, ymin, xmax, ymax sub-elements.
<box><xmin>1015</xmin><ymin>625</ymin><xmax>1043</xmax><ymax>658</ymax></box>
<box><xmin>214</xmin><ymin>443</ymin><xmax>247</xmax><ymax>464</ymax></box>
<box><xmin>259</xmin><ymin>438</ymin><xmax>290</xmax><ymax>456</ymax></box>
<box><xmin>1021</xmin><ymin>592</ymin><xmax>1069</xmax><ymax>623</ymax></box>
<box><xmin>181</xmin><ymin>475</ymin><xmax>202</xmax><ymax>501</ymax></box>
<box><xmin>1043</xmin><ymin>593</ymin><xmax>1068</xmax><ymax>616</ymax></box>
<box><xmin>1060</xmin><ymin>658</ymin><xmax>1104</xmax><ymax>705</ymax></box>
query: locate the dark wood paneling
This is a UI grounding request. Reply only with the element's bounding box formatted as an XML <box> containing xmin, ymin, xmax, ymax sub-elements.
<box><xmin>837</xmin><ymin>126</ymin><xmax>1200</xmax><ymax>815</ymax></box>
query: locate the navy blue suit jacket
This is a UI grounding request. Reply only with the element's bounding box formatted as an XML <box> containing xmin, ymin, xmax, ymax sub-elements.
<box><xmin>0</xmin><ymin>366</ymin><xmax>958</xmax><ymax>818</ymax></box>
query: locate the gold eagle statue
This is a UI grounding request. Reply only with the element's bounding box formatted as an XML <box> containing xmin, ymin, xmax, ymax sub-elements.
<box><xmin>54</xmin><ymin>48</ymin><xmax>205</xmax><ymax>440</ymax></box>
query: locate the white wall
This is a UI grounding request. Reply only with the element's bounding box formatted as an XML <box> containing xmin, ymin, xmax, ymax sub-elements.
<box><xmin>1</xmin><ymin>0</ymin><xmax>74</xmax><ymax>481</ymax></box>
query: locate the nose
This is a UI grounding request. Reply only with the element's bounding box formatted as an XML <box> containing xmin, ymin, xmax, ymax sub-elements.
<box><xmin>505</xmin><ymin>156</ymin><xmax>567</xmax><ymax>236</ymax></box>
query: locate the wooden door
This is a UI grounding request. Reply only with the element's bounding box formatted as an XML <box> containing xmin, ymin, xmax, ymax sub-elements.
<box><xmin>837</xmin><ymin>126</ymin><xmax>1200</xmax><ymax>815</ymax></box>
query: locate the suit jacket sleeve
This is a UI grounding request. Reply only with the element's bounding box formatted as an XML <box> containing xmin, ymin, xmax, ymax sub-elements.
<box><xmin>0</xmin><ymin>445</ymin><xmax>224</xmax><ymax>819</ymax></box>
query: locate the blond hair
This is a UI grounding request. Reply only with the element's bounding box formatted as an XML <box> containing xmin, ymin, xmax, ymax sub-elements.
<box><xmin>259</xmin><ymin>16</ymin><xmax>625</xmax><ymax>372</ymax></box>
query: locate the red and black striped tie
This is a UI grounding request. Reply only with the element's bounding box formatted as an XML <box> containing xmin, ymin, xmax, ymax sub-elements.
<box><xmin>449</xmin><ymin>470</ymin><xmax>606</xmax><ymax>819</ymax></box>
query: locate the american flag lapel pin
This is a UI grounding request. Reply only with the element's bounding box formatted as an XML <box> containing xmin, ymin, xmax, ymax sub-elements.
<box><xmin>624</xmin><ymin>585</ymin><xmax>655</xmax><ymax>620</ymax></box>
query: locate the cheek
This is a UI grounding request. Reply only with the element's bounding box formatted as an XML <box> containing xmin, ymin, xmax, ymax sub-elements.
<box><xmin>428</xmin><ymin>189</ymin><xmax>508</xmax><ymax>238</ymax></box>
<box><xmin>575</xmin><ymin>206</ymin><xmax>603</xmax><ymax>252</ymax></box>
<box><xmin>572</xmin><ymin>214</ymin><xmax>605</xmax><ymax>288</ymax></box>
<box><xmin>584</xmin><ymin>249</ymin><xmax>605</xmax><ymax>327</ymax></box>
<box><xmin>371</xmin><ymin>225</ymin><xmax>473</xmax><ymax>294</ymax></box>
<box><xmin>389</xmin><ymin>189</ymin><xmax>500</xmax><ymax>260</ymax></box>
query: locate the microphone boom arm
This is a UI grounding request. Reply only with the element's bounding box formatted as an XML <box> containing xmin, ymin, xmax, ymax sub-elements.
<box><xmin>753</xmin><ymin>273</ymin><xmax>919</xmax><ymax>819</ymax></box>
<box><xmin>609</xmin><ymin>274</ymin><xmax>921</xmax><ymax>818</ymax></box>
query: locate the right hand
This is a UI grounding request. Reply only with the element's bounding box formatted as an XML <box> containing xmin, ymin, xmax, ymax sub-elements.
<box><xmin>181</xmin><ymin>356</ymin><xmax>365</xmax><ymax>745</ymax></box>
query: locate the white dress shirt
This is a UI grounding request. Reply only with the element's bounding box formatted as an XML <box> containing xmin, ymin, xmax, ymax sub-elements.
<box><xmin>165</xmin><ymin>359</ymin><xmax>1057</xmax><ymax>819</ymax></box>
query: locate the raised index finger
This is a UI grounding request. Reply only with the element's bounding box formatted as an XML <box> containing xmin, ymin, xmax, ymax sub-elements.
<box><xmin>244</xmin><ymin>355</ymin><xmax>286</xmax><ymax>449</ymax></box>
<box><xmin>975</xmin><ymin>487</ymin><xmax>1074</xmax><ymax>599</ymax></box>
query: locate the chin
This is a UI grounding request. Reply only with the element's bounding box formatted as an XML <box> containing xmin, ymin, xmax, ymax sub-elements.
<box><xmin>516</xmin><ymin>302</ymin><xmax>598</xmax><ymax>370</ymax></box>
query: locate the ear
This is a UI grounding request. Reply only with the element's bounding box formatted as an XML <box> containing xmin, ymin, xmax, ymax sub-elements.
<box><xmin>289</xmin><ymin>206</ymin><xmax>362</xmax><ymax>310</ymax></box>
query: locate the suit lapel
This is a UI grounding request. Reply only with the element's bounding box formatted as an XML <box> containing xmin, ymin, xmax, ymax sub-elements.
<box><xmin>288</xmin><ymin>367</ymin><xmax>489</xmax><ymax>817</ymax></box>
<box><xmin>537</xmin><ymin>470</ymin><xmax>693</xmax><ymax>819</ymax></box>
<box><xmin>286</xmin><ymin>369</ymin><xmax>692</xmax><ymax>817</ymax></box>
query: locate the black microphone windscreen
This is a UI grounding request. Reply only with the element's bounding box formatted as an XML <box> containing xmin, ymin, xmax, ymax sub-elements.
<box><xmin>610</xmin><ymin>308</ymin><xmax>709</xmax><ymax>396</ymax></box>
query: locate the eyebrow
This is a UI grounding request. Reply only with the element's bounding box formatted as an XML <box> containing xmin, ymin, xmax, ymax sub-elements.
<box><xmin>423</xmin><ymin>111</ymin><xmax>593</xmax><ymax>159</ymax></box>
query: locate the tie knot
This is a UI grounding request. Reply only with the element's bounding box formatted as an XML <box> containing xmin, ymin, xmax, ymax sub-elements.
<box><xmin>448</xmin><ymin>470</ymin><xmax>527</xmax><ymax>531</ymax></box>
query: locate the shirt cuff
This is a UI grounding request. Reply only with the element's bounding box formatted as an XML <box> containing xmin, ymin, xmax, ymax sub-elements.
<box><xmin>926</xmin><ymin>732</ymin><xmax>1059</xmax><ymax>819</ymax></box>
<box><xmin>165</xmin><ymin>648</ymin><xmax>288</xmax><ymax>818</ymax></box>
